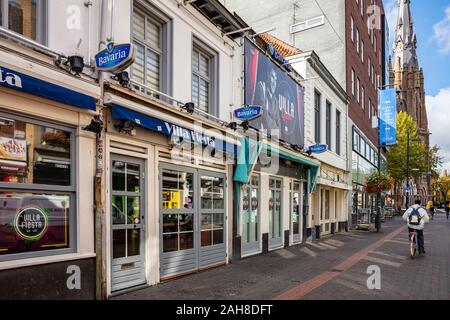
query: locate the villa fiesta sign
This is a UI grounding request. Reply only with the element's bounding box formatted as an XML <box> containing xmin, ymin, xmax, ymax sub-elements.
<box><xmin>95</xmin><ymin>43</ymin><xmax>136</xmax><ymax>72</ymax></box>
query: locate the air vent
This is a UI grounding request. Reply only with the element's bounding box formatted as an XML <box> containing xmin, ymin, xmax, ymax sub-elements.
<box><xmin>290</xmin><ymin>16</ymin><xmax>325</xmax><ymax>34</ymax></box>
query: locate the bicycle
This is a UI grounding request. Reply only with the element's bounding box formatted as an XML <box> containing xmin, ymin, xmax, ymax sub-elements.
<box><xmin>409</xmin><ymin>230</ymin><xmax>419</xmax><ymax>259</ymax></box>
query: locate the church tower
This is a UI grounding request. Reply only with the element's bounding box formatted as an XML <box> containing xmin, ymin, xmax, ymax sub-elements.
<box><xmin>390</xmin><ymin>0</ymin><xmax>430</xmax><ymax>201</ymax></box>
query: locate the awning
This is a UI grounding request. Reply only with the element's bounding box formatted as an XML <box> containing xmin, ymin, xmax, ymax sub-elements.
<box><xmin>111</xmin><ymin>104</ymin><xmax>237</xmax><ymax>155</ymax></box>
<box><xmin>233</xmin><ymin>138</ymin><xmax>320</xmax><ymax>192</ymax></box>
<box><xmin>0</xmin><ymin>65</ymin><xmax>97</xmax><ymax>111</ymax></box>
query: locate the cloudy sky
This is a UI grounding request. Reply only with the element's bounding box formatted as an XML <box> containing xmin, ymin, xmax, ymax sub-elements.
<box><xmin>384</xmin><ymin>0</ymin><xmax>450</xmax><ymax>171</ymax></box>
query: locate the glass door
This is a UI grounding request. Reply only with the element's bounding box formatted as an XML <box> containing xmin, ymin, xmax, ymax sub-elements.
<box><xmin>242</xmin><ymin>175</ymin><xmax>260</xmax><ymax>255</ymax></box>
<box><xmin>111</xmin><ymin>155</ymin><xmax>146</xmax><ymax>292</ymax></box>
<box><xmin>199</xmin><ymin>171</ymin><xmax>226</xmax><ymax>269</ymax></box>
<box><xmin>269</xmin><ymin>177</ymin><xmax>283</xmax><ymax>249</ymax></box>
<box><xmin>321</xmin><ymin>189</ymin><xmax>331</xmax><ymax>235</ymax></box>
<box><xmin>160</xmin><ymin>165</ymin><xmax>196</xmax><ymax>278</ymax></box>
<box><xmin>290</xmin><ymin>181</ymin><xmax>302</xmax><ymax>244</ymax></box>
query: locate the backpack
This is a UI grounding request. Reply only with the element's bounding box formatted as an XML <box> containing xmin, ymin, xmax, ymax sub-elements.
<box><xmin>409</xmin><ymin>207</ymin><xmax>422</xmax><ymax>226</ymax></box>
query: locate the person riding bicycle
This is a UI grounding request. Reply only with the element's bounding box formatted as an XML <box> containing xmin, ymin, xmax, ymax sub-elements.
<box><xmin>403</xmin><ymin>199</ymin><xmax>430</xmax><ymax>254</ymax></box>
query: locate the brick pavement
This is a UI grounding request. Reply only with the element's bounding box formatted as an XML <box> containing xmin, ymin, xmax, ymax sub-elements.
<box><xmin>111</xmin><ymin>213</ymin><xmax>450</xmax><ymax>300</ymax></box>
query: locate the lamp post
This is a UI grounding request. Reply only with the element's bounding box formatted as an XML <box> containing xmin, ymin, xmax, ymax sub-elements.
<box><xmin>406</xmin><ymin>128</ymin><xmax>411</xmax><ymax>208</ymax></box>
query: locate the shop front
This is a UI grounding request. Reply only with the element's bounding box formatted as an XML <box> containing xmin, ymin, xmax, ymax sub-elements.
<box><xmin>312</xmin><ymin>169</ymin><xmax>352</xmax><ymax>238</ymax></box>
<box><xmin>103</xmin><ymin>89</ymin><xmax>237</xmax><ymax>295</ymax></box>
<box><xmin>0</xmin><ymin>59</ymin><xmax>100</xmax><ymax>299</ymax></box>
<box><xmin>234</xmin><ymin>141</ymin><xmax>319</xmax><ymax>258</ymax></box>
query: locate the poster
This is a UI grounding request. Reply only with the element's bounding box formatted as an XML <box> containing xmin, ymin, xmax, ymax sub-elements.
<box><xmin>0</xmin><ymin>137</ymin><xmax>27</xmax><ymax>162</ymax></box>
<box><xmin>244</xmin><ymin>39</ymin><xmax>305</xmax><ymax>148</ymax></box>
<box><xmin>379</xmin><ymin>88</ymin><xmax>397</xmax><ymax>146</ymax></box>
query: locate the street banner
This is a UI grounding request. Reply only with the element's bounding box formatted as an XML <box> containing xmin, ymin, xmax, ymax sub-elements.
<box><xmin>244</xmin><ymin>39</ymin><xmax>305</xmax><ymax>148</ymax></box>
<box><xmin>379</xmin><ymin>88</ymin><xmax>397</xmax><ymax>146</ymax></box>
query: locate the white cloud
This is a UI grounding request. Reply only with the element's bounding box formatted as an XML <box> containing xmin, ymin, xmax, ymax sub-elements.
<box><xmin>385</xmin><ymin>0</ymin><xmax>398</xmax><ymax>47</ymax></box>
<box><xmin>426</xmin><ymin>88</ymin><xmax>450</xmax><ymax>171</ymax></box>
<box><xmin>433</xmin><ymin>6</ymin><xmax>450</xmax><ymax>55</ymax></box>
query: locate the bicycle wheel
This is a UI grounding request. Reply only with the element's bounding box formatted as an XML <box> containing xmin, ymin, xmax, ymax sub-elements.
<box><xmin>410</xmin><ymin>235</ymin><xmax>417</xmax><ymax>259</ymax></box>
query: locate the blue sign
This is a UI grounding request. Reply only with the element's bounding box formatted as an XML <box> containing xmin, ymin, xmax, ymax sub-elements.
<box><xmin>234</xmin><ymin>105</ymin><xmax>263</xmax><ymax>121</ymax></box>
<box><xmin>267</xmin><ymin>43</ymin><xmax>292</xmax><ymax>71</ymax></box>
<box><xmin>95</xmin><ymin>43</ymin><xmax>136</xmax><ymax>72</ymax></box>
<box><xmin>0</xmin><ymin>65</ymin><xmax>96</xmax><ymax>110</ymax></box>
<box><xmin>308</xmin><ymin>144</ymin><xmax>328</xmax><ymax>154</ymax></box>
<box><xmin>379</xmin><ymin>88</ymin><xmax>397</xmax><ymax>146</ymax></box>
<box><xmin>111</xmin><ymin>105</ymin><xmax>237</xmax><ymax>155</ymax></box>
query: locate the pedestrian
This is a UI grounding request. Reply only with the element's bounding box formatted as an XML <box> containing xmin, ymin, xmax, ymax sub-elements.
<box><xmin>445</xmin><ymin>201</ymin><xmax>450</xmax><ymax>220</ymax></box>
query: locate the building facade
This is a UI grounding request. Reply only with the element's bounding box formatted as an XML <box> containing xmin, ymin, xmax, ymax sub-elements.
<box><xmin>0</xmin><ymin>0</ymin><xmax>101</xmax><ymax>299</ymax></box>
<box><xmin>222</xmin><ymin>0</ymin><xmax>387</xmax><ymax>230</ymax></box>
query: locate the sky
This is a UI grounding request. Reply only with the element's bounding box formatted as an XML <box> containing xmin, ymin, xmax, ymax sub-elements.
<box><xmin>384</xmin><ymin>0</ymin><xmax>450</xmax><ymax>171</ymax></box>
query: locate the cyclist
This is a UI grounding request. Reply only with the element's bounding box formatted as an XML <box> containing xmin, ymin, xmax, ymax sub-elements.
<box><xmin>403</xmin><ymin>199</ymin><xmax>430</xmax><ymax>254</ymax></box>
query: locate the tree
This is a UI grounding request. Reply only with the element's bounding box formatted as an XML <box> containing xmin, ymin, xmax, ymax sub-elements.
<box><xmin>387</xmin><ymin>112</ymin><xmax>427</xmax><ymax>185</ymax></box>
<box><xmin>433</xmin><ymin>176</ymin><xmax>450</xmax><ymax>202</ymax></box>
<box><xmin>428</xmin><ymin>145</ymin><xmax>444</xmax><ymax>180</ymax></box>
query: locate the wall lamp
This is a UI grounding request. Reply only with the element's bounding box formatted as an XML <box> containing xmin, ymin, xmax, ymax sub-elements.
<box><xmin>240</xmin><ymin>121</ymin><xmax>250</xmax><ymax>132</ymax></box>
<box><xmin>227</xmin><ymin>122</ymin><xmax>238</xmax><ymax>131</ymax></box>
<box><xmin>111</xmin><ymin>71</ymin><xmax>130</xmax><ymax>88</ymax></box>
<box><xmin>181</xmin><ymin>102</ymin><xmax>195</xmax><ymax>114</ymax></box>
<box><xmin>114</xmin><ymin>120</ymin><xmax>136</xmax><ymax>136</ymax></box>
<box><xmin>83</xmin><ymin>115</ymin><xmax>104</xmax><ymax>136</ymax></box>
<box><xmin>56</xmin><ymin>55</ymin><xmax>85</xmax><ymax>77</ymax></box>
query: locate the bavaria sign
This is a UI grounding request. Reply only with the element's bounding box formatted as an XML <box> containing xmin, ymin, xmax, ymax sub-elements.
<box><xmin>95</xmin><ymin>43</ymin><xmax>136</xmax><ymax>72</ymax></box>
<box><xmin>308</xmin><ymin>144</ymin><xmax>328</xmax><ymax>154</ymax></box>
<box><xmin>234</xmin><ymin>105</ymin><xmax>263</xmax><ymax>121</ymax></box>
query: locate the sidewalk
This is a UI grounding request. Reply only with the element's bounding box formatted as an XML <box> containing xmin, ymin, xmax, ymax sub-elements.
<box><xmin>111</xmin><ymin>218</ymin><xmax>405</xmax><ymax>300</ymax></box>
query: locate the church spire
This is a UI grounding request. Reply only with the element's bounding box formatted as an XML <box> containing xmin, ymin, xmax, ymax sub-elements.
<box><xmin>393</xmin><ymin>0</ymin><xmax>418</xmax><ymax>68</ymax></box>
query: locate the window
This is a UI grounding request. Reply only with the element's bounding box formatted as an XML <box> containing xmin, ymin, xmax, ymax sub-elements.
<box><xmin>192</xmin><ymin>42</ymin><xmax>217</xmax><ymax>115</ymax></box>
<box><xmin>314</xmin><ymin>90</ymin><xmax>321</xmax><ymax>143</ymax></box>
<box><xmin>131</xmin><ymin>4</ymin><xmax>170</xmax><ymax>95</ymax></box>
<box><xmin>0</xmin><ymin>113</ymin><xmax>75</xmax><ymax>260</ymax></box>
<box><xmin>356</xmin><ymin>28</ymin><xmax>360</xmax><ymax>53</ymax></box>
<box><xmin>0</xmin><ymin>0</ymin><xmax>46</xmax><ymax>44</ymax></box>
<box><xmin>351</xmin><ymin>69</ymin><xmax>355</xmax><ymax>96</ymax></box>
<box><xmin>361</xmin><ymin>86</ymin><xmax>365</xmax><ymax>110</ymax></box>
<box><xmin>242</xmin><ymin>175</ymin><xmax>259</xmax><ymax>245</ymax></box>
<box><xmin>368</xmin><ymin>57</ymin><xmax>371</xmax><ymax>77</ymax></box>
<box><xmin>336</xmin><ymin>110</ymin><xmax>341</xmax><ymax>155</ymax></box>
<box><xmin>356</xmin><ymin>78</ymin><xmax>360</xmax><ymax>103</ymax></box>
<box><xmin>361</xmin><ymin>39</ymin><xmax>364</xmax><ymax>62</ymax></box>
<box><xmin>368</xmin><ymin>99</ymin><xmax>372</xmax><ymax>119</ymax></box>
<box><xmin>326</xmin><ymin>101</ymin><xmax>331</xmax><ymax>150</ymax></box>
<box><xmin>351</xmin><ymin>16</ymin><xmax>354</xmax><ymax>42</ymax></box>
<box><xmin>353</xmin><ymin>129</ymin><xmax>360</xmax><ymax>151</ymax></box>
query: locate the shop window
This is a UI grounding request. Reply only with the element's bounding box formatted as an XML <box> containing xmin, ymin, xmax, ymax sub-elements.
<box><xmin>201</xmin><ymin>213</ymin><xmax>224</xmax><ymax>247</ymax></box>
<box><xmin>0</xmin><ymin>0</ymin><xmax>46</xmax><ymax>44</ymax></box>
<box><xmin>200</xmin><ymin>176</ymin><xmax>224</xmax><ymax>210</ymax></box>
<box><xmin>161</xmin><ymin>170</ymin><xmax>194</xmax><ymax>209</ymax></box>
<box><xmin>0</xmin><ymin>114</ymin><xmax>75</xmax><ymax>259</ymax></box>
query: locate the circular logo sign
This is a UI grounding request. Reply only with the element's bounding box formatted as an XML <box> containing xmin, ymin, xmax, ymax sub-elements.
<box><xmin>14</xmin><ymin>207</ymin><xmax>48</xmax><ymax>240</ymax></box>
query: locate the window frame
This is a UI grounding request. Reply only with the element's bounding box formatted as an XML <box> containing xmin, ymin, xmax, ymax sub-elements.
<box><xmin>325</xmin><ymin>101</ymin><xmax>331</xmax><ymax>150</ymax></box>
<box><xmin>336</xmin><ymin>110</ymin><xmax>341</xmax><ymax>156</ymax></box>
<box><xmin>314</xmin><ymin>89</ymin><xmax>322</xmax><ymax>144</ymax></box>
<box><xmin>191</xmin><ymin>36</ymin><xmax>219</xmax><ymax>117</ymax></box>
<box><xmin>131</xmin><ymin>1</ymin><xmax>172</xmax><ymax>96</ymax></box>
<box><xmin>0</xmin><ymin>0</ymin><xmax>48</xmax><ymax>45</ymax></box>
<box><xmin>0</xmin><ymin>111</ymin><xmax>77</xmax><ymax>262</ymax></box>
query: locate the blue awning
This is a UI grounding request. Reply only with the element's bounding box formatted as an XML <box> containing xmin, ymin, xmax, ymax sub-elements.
<box><xmin>0</xmin><ymin>65</ymin><xmax>96</xmax><ymax>111</ymax></box>
<box><xmin>111</xmin><ymin>104</ymin><xmax>237</xmax><ymax>155</ymax></box>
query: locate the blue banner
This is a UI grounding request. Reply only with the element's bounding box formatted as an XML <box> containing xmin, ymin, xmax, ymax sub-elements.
<box><xmin>0</xmin><ymin>65</ymin><xmax>96</xmax><ymax>111</ymax></box>
<box><xmin>379</xmin><ymin>89</ymin><xmax>397</xmax><ymax>146</ymax></box>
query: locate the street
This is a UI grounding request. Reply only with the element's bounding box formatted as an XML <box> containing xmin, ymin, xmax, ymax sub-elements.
<box><xmin>112</xmin><ymin>212</ymin><xmax>450</xmax><ymax>300</ymax></box>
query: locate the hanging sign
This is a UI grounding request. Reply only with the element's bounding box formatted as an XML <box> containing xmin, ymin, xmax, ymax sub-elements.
<box><xmin>234</xmin><ymin>105</ymin><xmax>263</xmax><ymax>121</ymax></box>
<box><xmin>95</xmin><ymin>43</ymin><xmax>136</xmax><ymax>72</ymax></box>
<box><xmin>308</xmin><ymin>144</ymin><xmax>328</xmax><ymax>154</ymax></box>
<box><xmin>379</xmin><ymin>88</ymin><xmax>397</xmax><ymax>146</ymax></box>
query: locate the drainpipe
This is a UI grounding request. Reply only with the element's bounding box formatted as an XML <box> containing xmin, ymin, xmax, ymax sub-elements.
<box><xmin>84</xmin><ymin>1</ymin><xmax>93</xmax><ymax>65</ymax></box>
<box><xmin>110</xmin><ymin>0</ymin><xmax>115</xmax><ymax>42</ymax></box>
<box><xmin>94</xmin><ymin>0</ymin><xmax>108</xmax><ymax>301</ymax></box>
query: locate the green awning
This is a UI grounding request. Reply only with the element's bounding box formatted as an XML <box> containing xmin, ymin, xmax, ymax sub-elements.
<box><xmin>233</xmin><ymin>137</ymin><xmax>320</xmax><ymax>192</ymax></box>
<box><xmin>261</xmin><ymin>144</ymin><xmax>320</xmax><ymax>192</ymax></box>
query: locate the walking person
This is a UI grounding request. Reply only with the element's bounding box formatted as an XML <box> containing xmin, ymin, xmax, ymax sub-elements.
<box><xmin>426</xmin><ymin>199</ymin><xmax>435</xmax><ymax>220</ymax></box>
<box><xmin>445</xmin><ymin>201</ymin><xmax>450</xmax><ymax>220</ymax></box>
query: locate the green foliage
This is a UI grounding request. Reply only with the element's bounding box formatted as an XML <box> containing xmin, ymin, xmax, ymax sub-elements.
<box><xmin>365</xmin><ymin>172</ymin><xmax>391</xmax><ymax>194</ymax></box>
<box><xmin>433</xmin><ymin>176</ymin><xmax>450</xmax><ymax>201</ymax></box>
<box><xmin>387</xmin><ymin>112</ymin><xmax>427</xmax><ymax>184</ymax></box>
<box><xmin>428</xmin><ymin>145</ymin><xmax>444</xmax><ymax>180</ymax></box>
